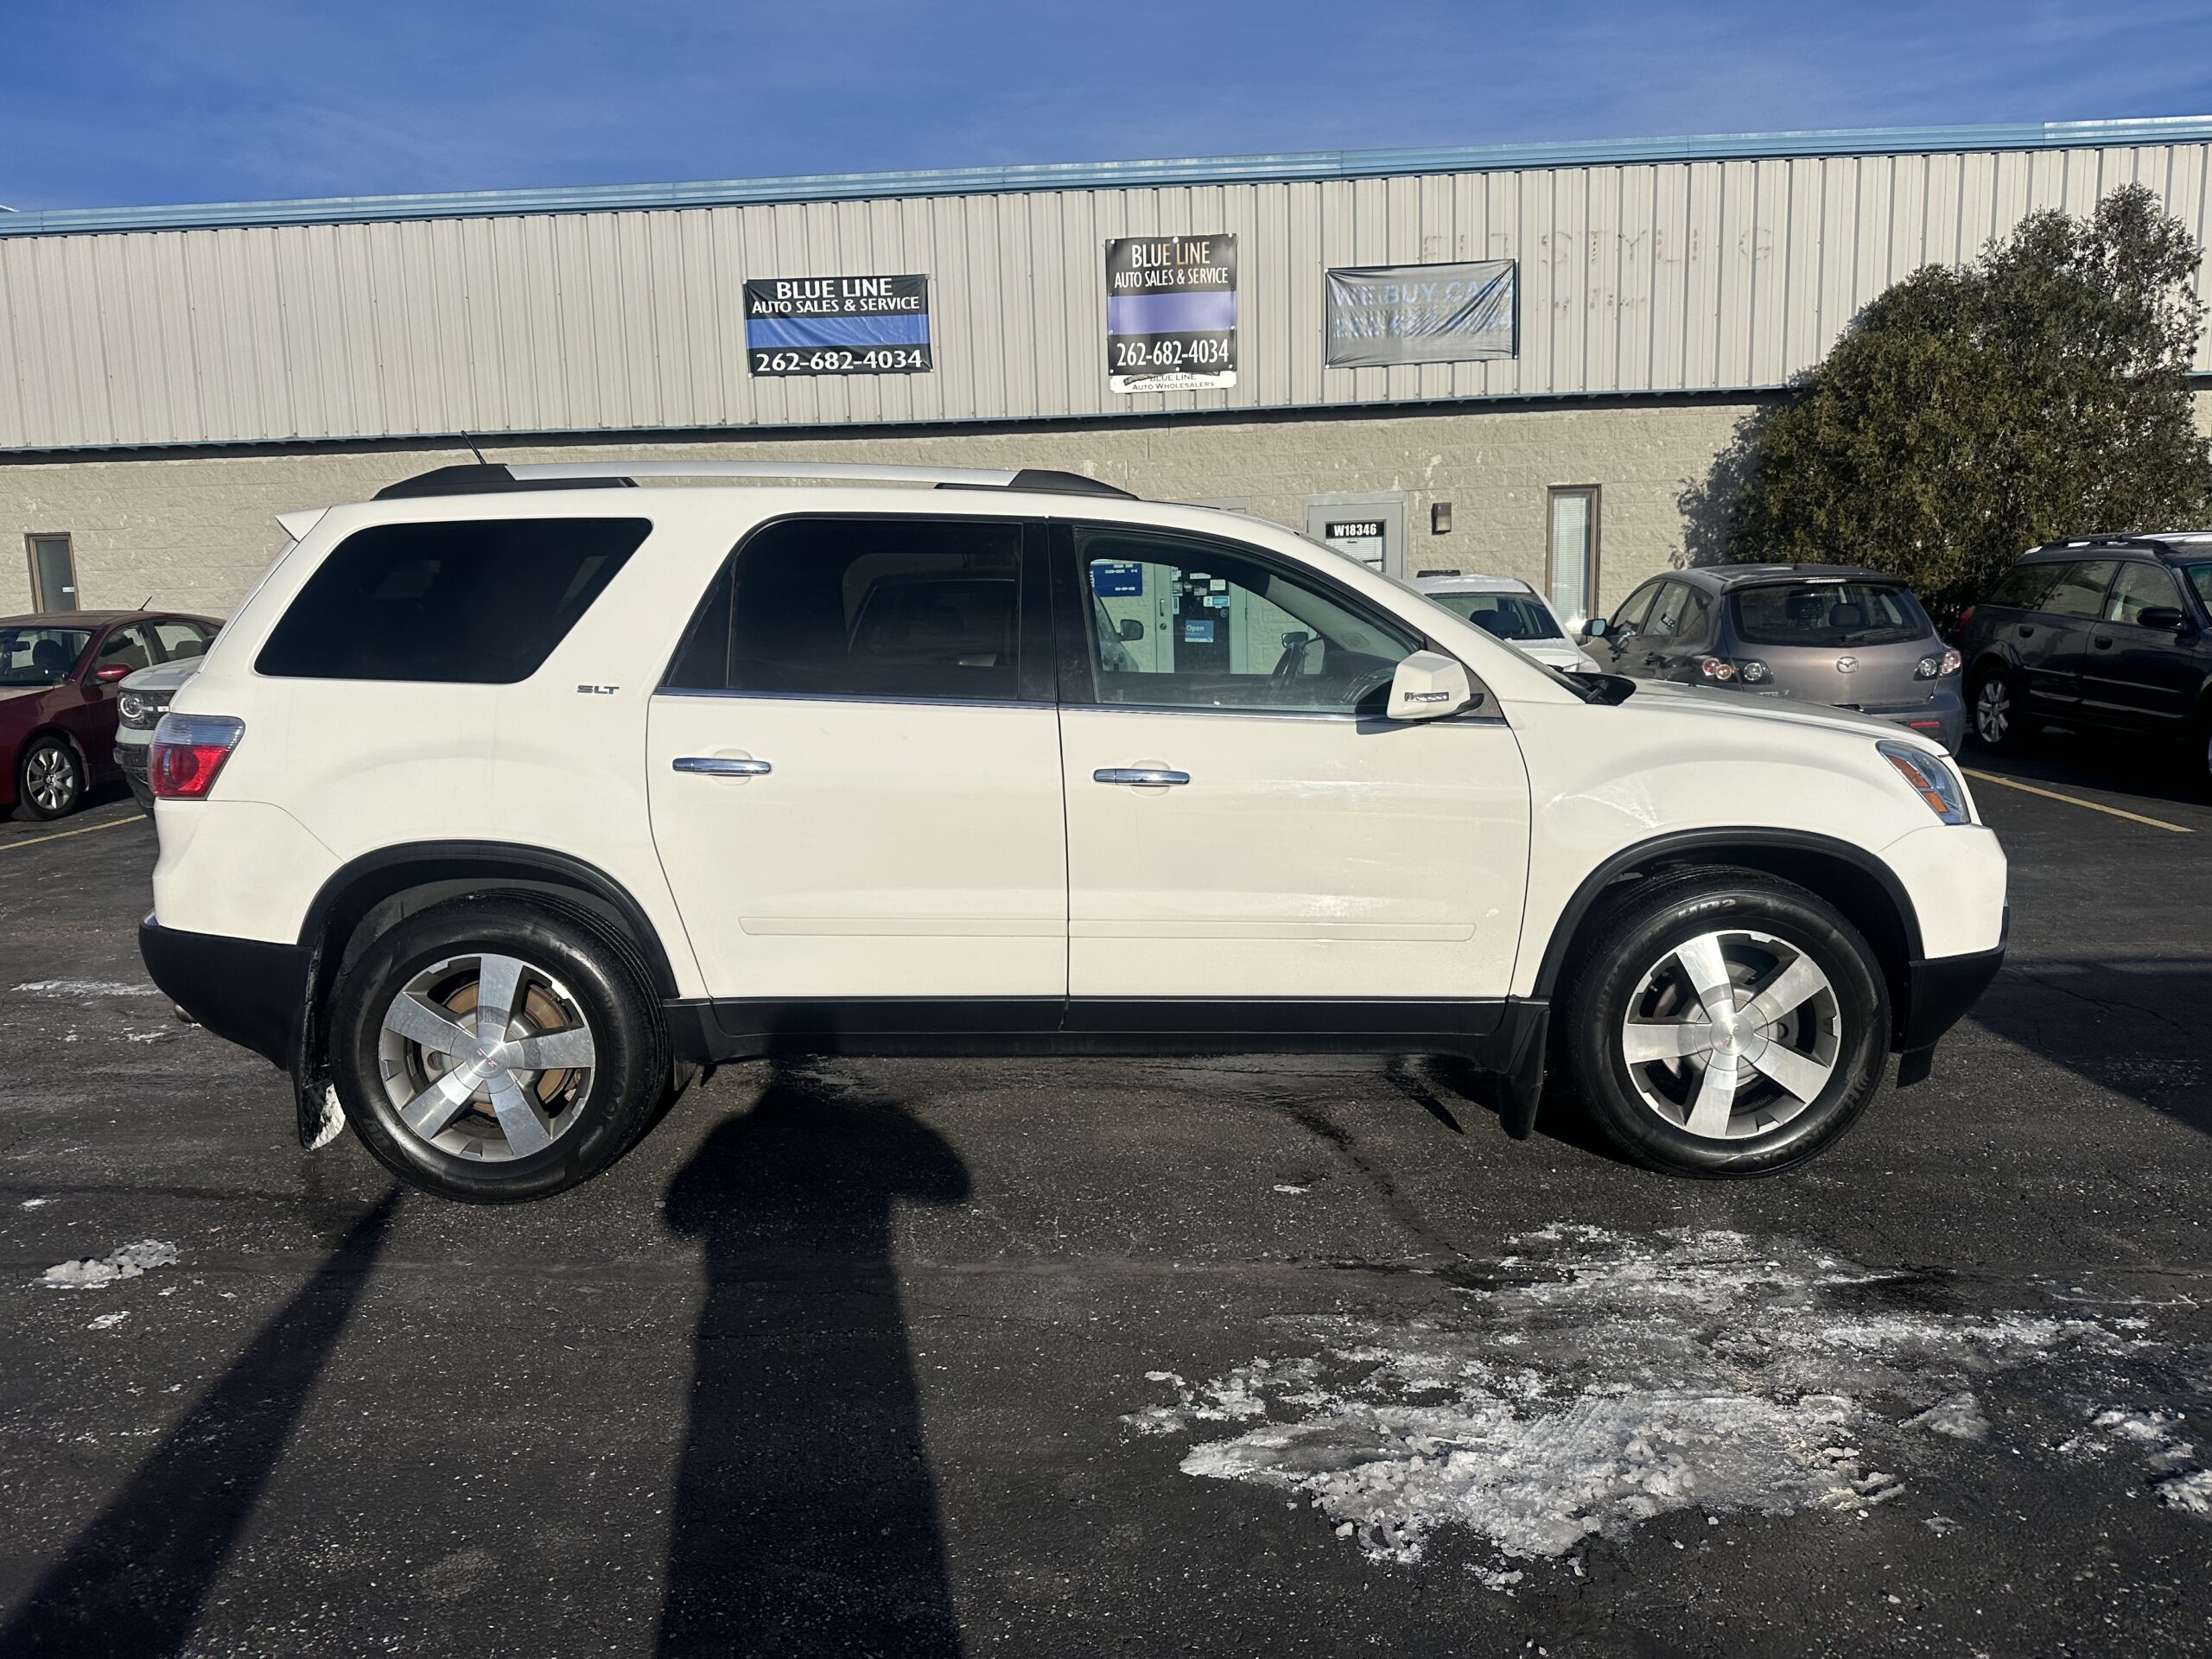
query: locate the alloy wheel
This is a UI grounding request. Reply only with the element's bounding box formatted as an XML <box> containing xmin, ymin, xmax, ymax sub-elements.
<box><xmin>1974</xmin><ymin>677</ymin><xmax>2010</xmax><ymax>745</ymax></box>
<box><xmin>376</xmin><ymin>952</ymin><xmax>597</xmax><ymax>1161</ymax></box>
<box><xmin>1618</xmin><ymin>928</ymin><xmax>1842</xmax><ymax>1141</ymax></box>
<box><xmin>24</xmin><ymin>743</ymin><xmax>78</xmax><ymax>813</ymax></box>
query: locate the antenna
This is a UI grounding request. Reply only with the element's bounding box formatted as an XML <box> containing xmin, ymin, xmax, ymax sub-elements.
<box><xmin>461</xmin><ymin>432</ymin><xmax>487</xmax><ymax>465</ymax></box>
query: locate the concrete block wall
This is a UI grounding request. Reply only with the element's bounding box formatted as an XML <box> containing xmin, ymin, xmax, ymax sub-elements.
<box><xmin>1</xmin><ymin>399</ymin><xmax>1765</xmax><ymax>621</ymax></box>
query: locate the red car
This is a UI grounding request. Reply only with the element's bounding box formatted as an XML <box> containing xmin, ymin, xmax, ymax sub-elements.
<box><xmin>1</xmin><ymin>611</ymin><xmax>222</xmax><ymax>820</ymax></box>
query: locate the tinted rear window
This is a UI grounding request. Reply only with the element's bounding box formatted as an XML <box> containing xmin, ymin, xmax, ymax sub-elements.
<box><xmin>1729</xmin><ymin>582</ymin><xmax>1930</xmax><ymax>647</ymax></box>
<box><xmin>2186</xmin><ymin>563</ymin><xmax>2212</xmax><ymax>612</ymax></box>
<box><xmin>664</xmin><ymin>517</ymin><xmax>1024</xmax><ymax>702</ymax></box>
<box><xmin>1425</xmin><ymin>591</ymin><xmax>1564</xmax><ymax>641</ymax></box>
<box><xmin>257</xmin><ymin>518</ymin><xmax>647</xmax><ymax>683</ymax></box>
<box><xmin>2038</xmin><ymin>560</ymin><xmax>2118</xmax><ymax>620</ymax></box>
<box><xmin>1983</xmin><ymin>563</ymin><xmax>2063</xmax><ymax>611</ymax></box>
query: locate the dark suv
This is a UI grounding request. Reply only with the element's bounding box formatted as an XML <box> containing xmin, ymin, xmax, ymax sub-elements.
<box><xmin>1956</xmin><ymin>534</ymin><xmax>2212</xmax><ymax>783</ymax></box>
<box><xmin>1581</xmin><ymin>564</ymin><xmax>1964</xmax><ymax>751</ymax></box>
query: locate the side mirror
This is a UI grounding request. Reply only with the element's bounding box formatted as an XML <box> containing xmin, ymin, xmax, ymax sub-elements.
<box><xmin>1580</xmin><ymin>617</ymin><xmax>1608</xmax><ymax>641</ymax></box>
<box><xmin>1387</xmin><ymin>650</ymin><xmax>1479</xmax><ymax>721</ymax></box>
<box><xmin>92</xmin><ymin>663</ymin><xmax>131</xmax><ymax>684</ymax></box>
<box><xmin>1117</xmin><ymin>618</ymin><xmax>1145</xmax><ymax>642</ymax></box>
<box><xmin>2136</xmin><ymin>605</ymin><xmax>2188</xmax><ymax>632</ymax></box>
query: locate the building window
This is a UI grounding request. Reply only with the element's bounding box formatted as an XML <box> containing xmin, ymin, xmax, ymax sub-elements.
<box><xmin>27</xmin><ymin>534</ymin><xmax>78</xmax><ymax>613</ymax></box>
<box><xmin>1546</xmin><ymin>487</ymin><xmax>1599</xmax><ymax>631</ymax></box>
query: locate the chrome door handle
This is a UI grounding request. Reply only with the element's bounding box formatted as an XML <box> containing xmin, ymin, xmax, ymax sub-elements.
<box><xmin>673</xmin><ymin>756</ymin><xmax>772</xmax><ymax>777</ymax></box>
<box><xmin>1094</xmin><ymin>766</ymin><xmax>1190</xmax><ymax>786</ymax></box>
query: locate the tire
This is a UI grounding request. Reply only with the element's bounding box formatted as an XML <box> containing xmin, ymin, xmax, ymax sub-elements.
<box><xmin>1969</xmin><ymin>664</ymin><xmax>2025</xmax><ymax>753</ymax></box>
<box><xmin>17</xmin><ymin>736</ymin><xmax>84</xmax><ymax>820</ymax></box>
<box><xmin>1559</xmin><ymin>870</ymin><xmax>1891</xmax><ymax>1178</ymax></box>
<box><xmin>327</xmin><ymin>898</ymin><xmax>670</xmax><ymax>1203</ymax></box>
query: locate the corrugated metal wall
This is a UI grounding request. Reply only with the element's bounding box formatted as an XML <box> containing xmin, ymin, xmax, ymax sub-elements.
<box><xmin>3</xmin><ymin>142</ymin><xmax>2207</xmax><ymax>452</ymax></box>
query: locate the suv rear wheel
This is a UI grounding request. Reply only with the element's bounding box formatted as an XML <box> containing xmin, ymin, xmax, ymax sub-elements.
<box><xmin>1560</xmin><ymin>871</ymin><xmax>1891</xmax><ymax>1177</ymax></box>
<box><xmin>328</xmin><ymin>899</ymin><xmax>670</xmax><ymax>1203</ymax></box>
<box><xmin>1970</xmin><ymin>665</ymin><xmax>2025</xmax><ymax>752</ymax></box>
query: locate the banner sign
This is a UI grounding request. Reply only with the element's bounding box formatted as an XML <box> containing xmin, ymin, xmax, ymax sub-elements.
<box><xmin>743</xmin><ymin>274</ymin><xmax>932</xmax><ymax>376</ymax></box>
<box><xmin>1104</xmin><ymin>234</ymin><xmax>1236</xmax><ymax>392</ymax></box>
<box><xmin>1324</xmin><ymin>259</ymin><xmax>1516</xmax><ymax>369</ymax></box>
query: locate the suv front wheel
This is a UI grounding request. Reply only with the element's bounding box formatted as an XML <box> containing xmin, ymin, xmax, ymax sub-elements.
<box><xmin>328</xmin><ymin>899</ymin><xmax>670</xmax><ymax>1203</ymax></box>
<box><xmin>1560</xmin><ymin>872</ymin><xmax>1891</xmax><ymax>1177</ymax></box>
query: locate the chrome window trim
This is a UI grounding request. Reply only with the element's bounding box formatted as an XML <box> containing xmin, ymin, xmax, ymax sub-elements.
<box><xmin>653</xmin><ymin>687</ymin><xmax>1053</xmax><ymax>713</ymax></box>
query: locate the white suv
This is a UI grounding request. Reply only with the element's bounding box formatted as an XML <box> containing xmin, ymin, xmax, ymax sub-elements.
<box><xmin>143</xmin><ymin>462</ymin><xmax>2007</xmax><ymax>1204</ymax></box>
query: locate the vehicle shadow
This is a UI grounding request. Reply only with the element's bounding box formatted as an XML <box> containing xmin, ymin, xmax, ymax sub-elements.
<box><xmin>659</xmin><ymin>1062</ymin><xmax>971</xmax><ymax>1659</ymax></box>
<box><xmin>1967</xmin><ymin>956</ymin><xmax>2212</xmax><ymax>1140</ymax></box>
<box><xmin>1963</xmin><ymin>730</ymin><xmax>2210</xmax><ymax>811</ymax></box>
<box><xmin>0</xmin><ymin>1192</ymin><xmax>399</xmax><ymax>1655</ymax></box>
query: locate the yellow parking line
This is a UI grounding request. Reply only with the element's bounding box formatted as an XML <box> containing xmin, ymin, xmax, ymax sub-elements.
<box><xmin>1961</xmin><ymin>768</ymin><xmax>2194</xmax><ymax>835</ymax></box>
<box><xmin>0</xmin><ymin>812</ymin><xmax>144</xmax><ymax>854</ymax></box>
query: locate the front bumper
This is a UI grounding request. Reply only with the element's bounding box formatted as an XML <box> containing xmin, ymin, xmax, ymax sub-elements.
<box><xmin>1893</xmin><ymin>908</ymin><xmax>2008</xmax><ymax>1085</ymax></box>
<box><xmin>114</xmin><ymin>742</ymin><xmax>152</xmax><ymax>808</ymax></box>
<box><xmin>139</xmin><ymin>915</ymin><xmax>311</xmax><ymax>1071</ymax></box>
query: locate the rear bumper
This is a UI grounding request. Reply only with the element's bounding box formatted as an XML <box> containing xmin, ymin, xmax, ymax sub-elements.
<box><xmin>138</xmin><ymin>915</ymin><xmax>310</xmax><ymax>1071</ymax></box>
<box><xmin>1859</xmin><ymin>683</ymin><xmax>1967</xmax><ymax>753</ymax></box>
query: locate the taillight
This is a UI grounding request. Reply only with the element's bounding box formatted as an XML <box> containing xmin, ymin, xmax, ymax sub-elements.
<box><xmin>1698</xmin><ymin>657</ymin><xmax>1736</xmax><ymax>681</ymax></box>
<box><xmin>149</xmin><ymin>714</ymin><xmax>245</xmax><ymax>800</ymax></box>
<box><xmin>1957</xmin><ymin>606</ymin><xmax>1975</xmax><ymax>630</ymax></box>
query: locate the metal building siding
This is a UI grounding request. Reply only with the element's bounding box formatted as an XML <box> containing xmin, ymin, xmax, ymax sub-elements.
<box><xmin>7</xmin><ymin>139</ymin><xmax>2212</xmax><ymax>453</ymax></box>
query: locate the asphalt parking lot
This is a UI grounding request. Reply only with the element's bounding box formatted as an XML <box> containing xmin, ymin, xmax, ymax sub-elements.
<box><xmin>3</xmin><ymin>743</ymin><xmax>2210</xmax><ymax>1658</ymax></box>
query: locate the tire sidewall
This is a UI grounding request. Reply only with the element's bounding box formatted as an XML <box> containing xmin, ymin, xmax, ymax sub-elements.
<box><xmin>20</xmin><ymin>737</ymin><xmax>83</xmax><ymax>820</ymax></box>
<box><xmin>1566</xmin><ymin>878</ymin><xmax>1890</xmax><ymax>1177</ymax></box>
<box><xmin>330</xmin><ymin>902</ymin><xmax>658</xmax><ymax>1203</ymax></box>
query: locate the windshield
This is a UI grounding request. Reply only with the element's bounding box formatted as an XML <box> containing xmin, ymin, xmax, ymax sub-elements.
<box><xmin>1730</xmin><ymin>582</ymin><xmax>1931</xmax><ymax>647</ymax></box>
<box><xmin>0</xmin><ymin>626</ymin><xmax>90</xmax><ymax>687</ymax></box>
<box><xmin>1424</xmin><ymin>590</ymin><xmax>1567</xmax><ymax>642</ymax></box>
<box><xmin>2185</xmin><ymin>563</ymin><xmax>2212</xmax><ymax>613</ymax></box>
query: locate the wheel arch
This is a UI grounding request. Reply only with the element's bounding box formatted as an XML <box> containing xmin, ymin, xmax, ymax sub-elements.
<box><xmin>299</xmin><ymin>842</ymin><xmax>681</xmax><ymax>1002</ymax></box>
<box><xmin>12</xmin><ymin>724</ymin><xmax>94</xmax><ymax>806</ymax></box>
<box><xmin>1531</xmin><ymin>829</ymin><xmax>1922</xmax><ymax>1047</ymax></box>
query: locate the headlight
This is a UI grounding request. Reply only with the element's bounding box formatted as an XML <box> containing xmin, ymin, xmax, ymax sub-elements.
<box><xmin>1878</xmin><ymin>741</ymin><xmax>1969</xmax><ymax>824</ymax></box>
<box><xmin>118</xmin><ymin>692</ymin><xmax>147</xmax><ymax>723</ymax></box>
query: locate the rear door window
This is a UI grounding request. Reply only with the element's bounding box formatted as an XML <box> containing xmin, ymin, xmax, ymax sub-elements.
<box><xmin>1730</xmin><ymin>582</ymin><xmax>1930</xmax><ymax>647</ymax></box>
<box><xmin>2102</xmin><ymin>562</ymin><xmax>2184</xmax><ymax>626</ymax></box>
<box><xmin>1984</xmin><ymin>563</ymin><xmax>2063</xmax><ymax>611</ymax></box>
<box><xmin>95</xmin><ymin>623</ymin><xmax>156</xmax><ymax>673</ymax></box>
<box><xmin>664</xmin><ymin>517</ymin><xmax>1026</xmax><ymax>702</ymax></box>
<box><xmin>2038</xmin><ymin>560</ymin><xmax>2119</xmax><ymax>620</ymax></box>
<box><xmin>151</xmin><ymin>619</ymin><xmax>213</xmax><ymax>661</ymax></box>
<box><xmin>257</xmin><ymin>518</ymin><xmax>648</xmax><ymax>683</ymax></box>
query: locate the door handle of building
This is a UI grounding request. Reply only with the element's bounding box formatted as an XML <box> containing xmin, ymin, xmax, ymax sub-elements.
<box><xmin>673</xmin><ymin>756</ymin><xmax>772</xmax><ymax>777</ymax></box>
<box><xmin>1093</xmin><ymin>766</ymin><xmax>1190</xmax><ymax>787</ymax></box>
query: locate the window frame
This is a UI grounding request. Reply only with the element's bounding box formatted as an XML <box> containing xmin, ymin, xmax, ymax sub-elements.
<box><xmin>26</xmin><ymin>532</ymin><xmax>77</xmax><ymax>613</ymax></box>
<box><xmin>1545</xmin><ymin>486</ymin><xmax>1601</xmax><ymax>629</ymax></box>
<box><xmin>1047</xmin><ymin>520</ymin><xmax>1439</xmax><ymax>720</ymax></box>
<box><xmin>92</xmin><ymin>621</ymin><xmax>156</xmax><ymax>677</ymax></box>
<box><xmin>657</xmin><ymin>512</ymin><xmax>1054</xmax><ymax>709</ymax></box>
<box><xmin>1607</xmin><ymin>580</ymin><xmax>1664</xmax><ymax>637</ymax></box>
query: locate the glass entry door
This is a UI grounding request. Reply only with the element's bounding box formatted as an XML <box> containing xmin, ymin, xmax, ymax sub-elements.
<box><xmin>28</xmin><ymin>535</ymin><xmax>77</xmax><ymax>612</ymax></box>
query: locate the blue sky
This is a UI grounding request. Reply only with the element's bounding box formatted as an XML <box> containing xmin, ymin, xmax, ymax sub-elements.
<box><xmin>5</xmin><ymin>0</ymin><xmax>2212</xmax><ymax>211</ymax></box>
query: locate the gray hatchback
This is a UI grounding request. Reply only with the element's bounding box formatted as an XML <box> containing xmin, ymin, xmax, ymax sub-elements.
<box><xmin>1580</xmin><ymin>564</ymin><xmax>1964</xmax><ymax>751</ymax></box>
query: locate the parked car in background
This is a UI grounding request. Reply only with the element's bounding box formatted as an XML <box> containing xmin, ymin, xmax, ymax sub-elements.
<box><xmin>1579</xmin><ymin>565</ymin><xmax>1965</xmax><ymax>752</ymax></box>
<box><xmin>142</xmin><ymin>460</ymin><xmax>2005</xmax><ymax>1205</ymax></box>
<box><xmin>1408</xmin><ymin>573</ymin><xmax>1601</xmax><ymax>671</ymax></box>
<box><xmin>1956</xmin><ymin>533</ymin><xmax>2212</xmax><ymax>785</ymax></box>
<box><xmin>1</xmin><ymin>610</ymin><xmax>220</xmax><ymax>819</ymax></box>
<box><xmin>114</xmin><ymin>653</ymin><xmax>213</xmax><ymax>810</ymax></box>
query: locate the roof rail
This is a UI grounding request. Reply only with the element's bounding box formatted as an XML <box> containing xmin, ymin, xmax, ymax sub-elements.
<box><xmin>372</xmin><ymin>461</ymin><xmax>1135</xmax><ymax>499</ymax></box>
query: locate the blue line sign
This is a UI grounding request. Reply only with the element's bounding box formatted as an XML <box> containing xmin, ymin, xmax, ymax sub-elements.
<box><xmin>744</xmin><ymin>274</ymin><xmax>933</xmax><ymax>376</ymax></box>
<box><xmin>1105</xmin><ymin>235</ymin><xmax>1236</xmax><ymax>393</ymax></box>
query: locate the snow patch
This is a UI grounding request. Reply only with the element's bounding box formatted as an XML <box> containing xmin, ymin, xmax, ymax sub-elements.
<box><xmin>1128</xmin><ymin>1227</ymin><xmax>2144</xmax><ymax>1576</ymax></box>
<box><xmin>2074</xmin><ymin>1407</ymin><xmax>2212</xmax><ymax>1512</ymax></box>
<box><xmin>306</xmin><ymin>1084</ymin><xmax>346</xmax><ymax>1152</ymax></box>
<box><xmin>86</xmin><ymin>1311</ymin><xmax>129</xmax><ymax>1331</ymax></box>
<box><xmin>39</xmin><ymin>1240</ymin><xmax>179</xmax><ymax>1289</ymax></box>
<box><xmin>1272</xmin><ymin>1183</ymin><xmax>1311</xmax><ymax>1196</ymax></box>
<box><xmin>21</xmin><ymin>1197</ymin><xmax>50</xmax><ymax>1210</ymax></box>
<box><xmin>13</xmin><ymin>978</ymin><xmax>162</xmax><ymax>998</ymax></box>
